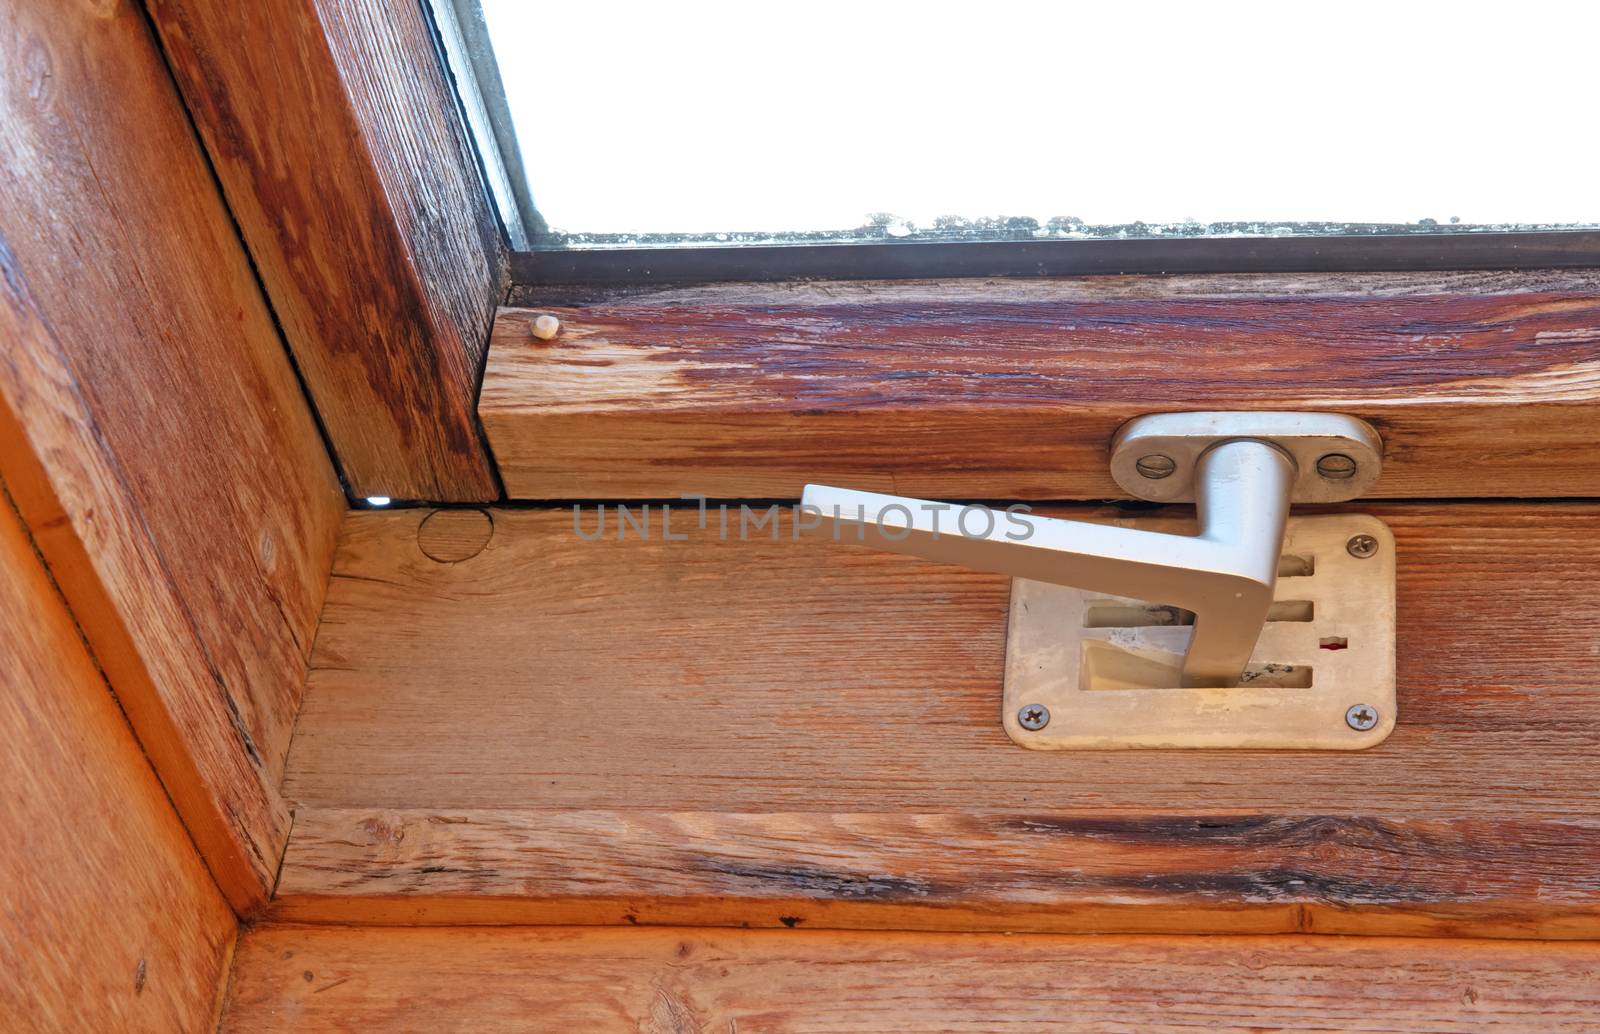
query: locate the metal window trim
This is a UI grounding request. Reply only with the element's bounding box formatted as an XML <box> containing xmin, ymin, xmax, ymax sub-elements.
<box><xmin>509</xmin><ymin>230</ymin><xmax>1600</xmax><ymax>287</ymax></box>
<box><xmin>423</xmin><ymin>0</ymin><xmax>545</xmax><ymax>249</ymax></box>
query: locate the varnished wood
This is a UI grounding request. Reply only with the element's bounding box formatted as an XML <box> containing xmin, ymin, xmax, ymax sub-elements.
<box><xmin>483</xmin><ymin>272</ymin><xmax>1600</xmax><ymax>498</ymax></box>
<box><xmin>149</xmin><ymin>0</ymin><xmax>504</xmax><ymax>501</ymax></box>
<box><xmin>0</xmin><ymin>497</ymin><xmax>235</xmax><ymax>1033</ymax></box>
<box><xmin>279</xmin><ymin>504</ymin><xmax>1600</xmax><ymax>931</ymax></box>
<box><xmin>222</xmin><ymin>926</ymin><xmax>1600</xmax><ymax>1032</ymax></box>
<box><xmin>0</xmin><ymin>0</ymin><xmax>344</xmax><ymax>911</ymax></box>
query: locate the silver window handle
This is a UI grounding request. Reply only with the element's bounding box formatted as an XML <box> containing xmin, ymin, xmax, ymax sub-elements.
<box><xmin>800</xmin><ymin>412</ymin><xmax>1382</xmax><ymax>689</ymax></box>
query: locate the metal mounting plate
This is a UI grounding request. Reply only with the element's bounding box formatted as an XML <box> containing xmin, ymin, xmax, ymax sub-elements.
<box><xmin>1002</xmin><ymin>514</ymin><xmax>1396</xmax><ymax>750</ymax></box>
<box><xmin>1110</xmin><ymin>412</ymin><xmax>1383</xmax><ymax>503</ymax></box>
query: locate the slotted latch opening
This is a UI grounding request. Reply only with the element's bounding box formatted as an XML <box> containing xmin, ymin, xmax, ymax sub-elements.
<box><xmin>1003</xmin><ymin>514</ymin><xmax>1395</xmax><ymax>749</ymax></box>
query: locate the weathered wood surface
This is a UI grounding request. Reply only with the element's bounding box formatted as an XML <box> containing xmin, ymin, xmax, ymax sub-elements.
<box><xmin>223</xmin><ymin>926</ymin><xmax>1600</xmax><ymax>1032</ymax></box>
<box><xmin>149</xmin><ymin>0</ymin><xmax>503</xmax><ymax>501</ymax></box>
<box><xmin>483</xmin><ymin>273</ymin><xmax>1600</xmax><ymax>498</ymax></box>
<box><xmin>0</xmin><ymin>497</ymin><xmax>235</xmax><ymax>1033</ymax></box>
<box><xmin>279</xmin><ymin>504</ymin><xmax>1600</xmax><ymax>931</ymax></box>
<box><xmin>275</xmin><ymin>808</ymin><xmax>1600</xmax><ymax>936</ymax></box>
<box><xmin>0</xmin><ymin>0</ymin><xmax>344</xmax><ymax>910</ymax></box>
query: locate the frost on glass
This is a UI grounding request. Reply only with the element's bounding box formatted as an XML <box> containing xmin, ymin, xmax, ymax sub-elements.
<box><xmin>476</xmin><ymin>0</ymin><xmax>1600</xmax><ymax>250</ymax></box>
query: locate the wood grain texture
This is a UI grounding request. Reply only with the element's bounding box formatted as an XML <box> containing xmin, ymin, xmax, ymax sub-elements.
<box><xmin>279</xmin><ymin>504</ymin><xmax>1600</xmax><ymax>931</ymax></box>
<box><xmin>482</xmin><ymin>272</ymin><xmax>1600</xmax><ymax>498</ymax></box>
<box><xmin>0</xmin><ymin>0</ymin><xmax>344</xmax><ymax>910</ymax></box>
<box><xmin>149</xmin><ymin>0</ymin><xmax>504</xmax><ymax>501</ymax></box>
<box><xmin>0</xmin><ymin>496</ymin><xmax>236</xmax><ymax>1034</ymax></box>
<box><xmin>275</xmin><ymin>808</ymin><xmax>1600</xmax><ymax>937</ymax></box>
<box><xmin>223</xmin><ymin>926</ymin><xmax>1600</xmax><ymax>1033</ymax></box>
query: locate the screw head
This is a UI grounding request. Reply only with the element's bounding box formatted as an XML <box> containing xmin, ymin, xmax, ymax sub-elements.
<box><xmin>1135</xmin><ymin>454</ymin><xmax>1177</xmax><ymax>480</ymax></box>
<box><xmin>1346</xmin><ymin>534</ymin><xmax>1379</xmax><ymax>559</ymax></box>
<box><xmin>1018</xmin><ymin>704</ymin><xmax>1051</xmax><ymax>730</ymax></box>
<box><xmin>1345</xmin><ymin>704</ymin><xmax>1379</xmax><ymax>731</ymax></box>
<box><xmin>1316</xmin><ymin>453</ymin><xmax>1358</xmax><ymax>480</ymax></box>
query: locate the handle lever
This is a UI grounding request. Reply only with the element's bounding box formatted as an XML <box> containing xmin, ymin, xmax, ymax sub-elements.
<box><xmin>800</xmin><ymin>412</ymin><xmax>1383</xmax><ymax>689</ymax></box>
<box><xmin>803</xmin><ymin>441</ymin><xmax>1291</xmax><ymax>687</ymax></box>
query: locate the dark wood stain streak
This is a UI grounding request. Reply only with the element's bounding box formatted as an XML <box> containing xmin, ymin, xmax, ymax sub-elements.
<box><xmin>698</xmin><ymin>856</ymin><xmax>1433</xmax><ymax>906</ymax></box>
<box><xmin>999</xmin><ymin>814</ymin><xmax>1417</xmax><ymax>847</ymax></box>
<box><xmin>273</xmin><ymin>804</ymin><xmax>1600</xmax><ymax>933</ymax></box>
<box><xmin>693</xmin><ymin>860</ymin><xmax>945</xmax><ymax>901</ymax></box>
<box><xmin>147</xmin><ymin>0</ymin><xmax>502</xmax><ymax>500</ymax></box>
<box><xmin>547</xmin><ymin>295</ymin><xmax>1600</xmax><ymax>404</ymax></box>
<box><xmin>482</xmin><ymin>280</ymin><xmax>1600</xmax><ymax>498</ymax></box>
<box><xmin>1107</xmin><ymin>868</ymin><xmax>1436</xmax><ymax>904</ymax></box>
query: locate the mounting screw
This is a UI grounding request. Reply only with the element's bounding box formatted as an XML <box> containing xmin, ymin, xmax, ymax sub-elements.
<box><xmin>1316</xmin><ymin>453</ymin><xmax>1358</xmax><ymax>480</ymax></box>
<box><xmin>1018</xmin><ymin>704</ymin><xmax>1051</xmax><ymax>730</ymax></box>
<box><xmin>1135</xmin><ymin>454</ymin><xmax>1177</xmax><ymax>480</ymax></box>
<box><xmin>1345</xmin><ymin>703</ymin><xmax>1379</xmax><ymax>731</ymax></box>
<box><xmin>1346</xmin><ymin>534</ymin><xmax>1379</xmax><ymax>559</ymax></box>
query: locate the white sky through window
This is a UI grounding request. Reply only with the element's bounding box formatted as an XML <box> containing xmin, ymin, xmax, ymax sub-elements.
<box><xmin>480</xmin><ymin>0</ymin><xmax>1599</xmax><ymax>239</ymax></box>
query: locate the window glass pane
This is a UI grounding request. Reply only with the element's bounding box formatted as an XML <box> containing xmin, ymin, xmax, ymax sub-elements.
<box><xmin>475</xmin><ymin>0</ymin><xmax>1600</xmax><ymax>247</ymax></box>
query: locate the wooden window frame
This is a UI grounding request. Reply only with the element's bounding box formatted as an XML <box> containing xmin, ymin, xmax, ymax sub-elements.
<box><xmin>148</xmin><ymin>0</ymin><xmax>508</xmax><ymax>503</ymax></box>
<box><xmin>35</xmin><ymin>0</ymin><xmax>1595</xmax><ymax>916</ymax></box>
<box><xmin>12</xmin><ymin>3</ymin><xmax>1600</xmax><ymax>1026</ymax></box>
<box><xmin>143</xmin><ymin>0</ymin><xmax>1600</xmax><ymax>509</ymax></box>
